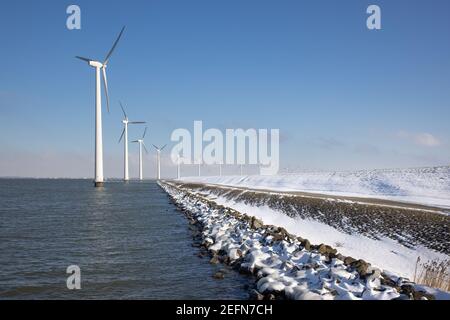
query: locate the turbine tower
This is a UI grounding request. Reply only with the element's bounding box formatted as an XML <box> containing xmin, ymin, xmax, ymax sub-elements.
<box><xmin>176</xmin><ymin>155</ymin><xmax>181</xmax><ymax>180</ymax></box>
<box><xmin>118</xmin><ymin>101</ymin><xmax>146</xmax><ymax>182</ymax></box>
<box><xmin>196</xmin><ymin>158</ymin><xmax>202</xmax><ymax>177</ymax></box>
<box><xmin>76</xmin><ymin>26</ymin><xmax>125</xmax><ymax>187</ymax></box>
<box><xmin>132</xmin><ymin>127</ymin><xmax>148</xmax><ymax>181</ymax></box>
<box><xmin>152</xmin><ymin>144</ymin><xmax>167</xmax><ymax>180</ymax></box>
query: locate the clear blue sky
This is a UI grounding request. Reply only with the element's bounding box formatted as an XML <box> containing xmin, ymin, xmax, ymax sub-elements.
<box><xmin>0</xmin><ymin>0</ymin><xmax>449</xmax><ymax>178</ymax></box>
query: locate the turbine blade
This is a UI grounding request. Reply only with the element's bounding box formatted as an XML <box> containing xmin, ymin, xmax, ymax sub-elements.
<box><xmin>119</xmin><ymin>101</ymin><xmax>127</xmax><ymax>118</ymax></box>
<box><xmin>152</xmin><ymin>144</ymin><xmax>158</xmax><ymax>150</ymax></box>
<box><xmin>131</xmin><ymin>140</ymin><xmax>139</xmax><ymax>143</ymax></box>
<box><xmin>160</xmin><ymin>144</ymin><xmax>167</xmax><ymax>151</ymax></box>
<box><xmin>104</xmin><ymin>26</ymin><xmax>125</xmax><ymax>65</ymax></box>
<box><xmin>143</xmin><ymin>142</ymin><xmax>149</xmax><ymax>154</ymax></box>
<box><xmin>129</xmin><ymin>121</ymin><xmax>146</xmax><ymax>124</ymax></box>
<box><xmin>118</xmin><ymin>128</ymin><xmax>125</xmax><ymax>143</ymax></box>
<box><xmin>102</xmin><ymin>67</ymin><xmax>110</xmax><ymax>113</ymax></box>
<box><xmin>75</xmin><ymin>56</ymin><xmax>92</xmax><ymax>63</ymax></box>
<box><xmin>142</xmin><ymin>127</ymin><xmax>148</xmax><ymax>139</ymax></box>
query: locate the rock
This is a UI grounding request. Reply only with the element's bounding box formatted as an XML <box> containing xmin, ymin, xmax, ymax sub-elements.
<box><xmin>210</xmin><ymin>255</ymin><xmax>220</xmax><ymax>264</ymax></box>
<box><xmin>343</xmin><ymin>256</ymin><xmax>356</xmax><ymax>266</ymax></box>
<box><xmin>413</xmin><ymin>290</ymin><xmax>435</xmax><ymax>301</ymax></box>
<box><xmin>271</xmin><ymin>233</ymin><xmax>284</xmax><ymax>242</ymax></box>
<box><xmin>380</xmin><ymin>276</ymin><xmax>397</xmax><ymax>288</ymax></box>
<box><xmin>350</xmin><ymin>259</ymin><xmax>370</xmax><ymax>277</ymax></box>
<box><xmin>213</xmin><ymin>271</ymin><xmax>225</xmax><ymax>280</ymax></box>
<box><xmin>300</xmin><ymin>239</ymin><xmax>311</xmax><ymax>251</ymax></box>
<box><xmin>277</xmin><ymin>227</ymin><xmax>289</xmax><ymax>237</ymax></box>
<box><xmin>265</xmin><ymin>294</ymin><xmax>276</xmax><ymax>300</ymax></box>
<box><xmin>251</xmin><ymin>217</ymin><xmax>264</xmax><ymax>229</ymax></box>
<box><xmin>202</xmin><ymin>237</ymin><xmax>214</xmax><ymax>247</ymax></box>
<box><xmin>365</xmin><ymin>267</ymin><xmax>381</xmax><ymax>286</ymax></box>
<box><xmin>336</xmin><ymin>254</ymin><xmax>345</xmax><ymax>261</ymax></box>
<box><xmin>239</xmin><ymin>263</ymin><xmax>254</xmax><ymax>275</ymax></box>
<box><xmin>318</xmin><ymin>244</ymin><xmax>337</xmax><ymax>257</ymax></box>
<box><xmin>399</xmin><ymin>284</ymin><xmax>435</xmax><ymax>300</ymax></box>
<box><xmin>249</xmin><ymin>289</ymin><xmax>264</xmax><ymax>300</ymax></box>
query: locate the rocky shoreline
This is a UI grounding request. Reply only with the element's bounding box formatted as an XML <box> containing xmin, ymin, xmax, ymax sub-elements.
<box><xmin>160</xmin><ymin>180</ymin><xmax>436</xmax><ymax>300</ymax></box>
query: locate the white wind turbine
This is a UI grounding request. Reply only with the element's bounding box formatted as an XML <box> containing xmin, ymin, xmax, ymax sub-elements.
<box><xmin>118</xmin><ymin>102</ymin><xmax>146</xmax><ymax>182</ymax></box>
<box><xmin>132</xmin><ymin>127</ymin><xmax>149</xmax><ymax>181</ymax></box>
<box><xmin>196</xmin><ymin>157</ymin><xmax>202</xmax><ymax>177</ymax></box>
<box><xmin>176</xmin><ymin>155</ymin><xmax>181</xmax><ymax>180</ymax></box>
<box><xmin>76</xmin><ymin>26</ymin><xmax>125</xmax><ymax>187</ymax></box>
<box><xmin>152</xmin><ymin>144</ymin><xmax>167</xmax><ymax>180</ymax></box>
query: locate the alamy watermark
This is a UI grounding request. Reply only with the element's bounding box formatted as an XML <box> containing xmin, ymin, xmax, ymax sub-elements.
<box><xmin>66</xmin><ymin>5</ymin><xmax>81</xmax><ymax>30</ymax></box>
<box><xmin>367</xmin><ymin>5</ymin><xmax>381</xmax><ymax>30</ymax></box>
<box><xmin>66</xmin><ymin>265</ymin><xmax>81</xmax><ymax>290</ymax></box>
<box><xmin>170</xmin><ymin>121</ymin><xmax>280</xmax><ymax>175</ymax></box>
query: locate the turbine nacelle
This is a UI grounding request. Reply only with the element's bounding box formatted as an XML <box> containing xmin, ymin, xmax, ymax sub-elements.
<box><xmin>118</xmin><ymin>102</ymin><xmax>146</xmax><ymax>143</ymax></box>
<box><xmin>88</xmin><ymin>60</ymin><xmax>104</xmax><ymax>68</ymax></box>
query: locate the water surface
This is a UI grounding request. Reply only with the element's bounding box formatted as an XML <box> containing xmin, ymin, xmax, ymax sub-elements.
<box><xmin>0</xmin><ymin>179</ymin><xmax>252</xmax><ymax>299</ymax></box>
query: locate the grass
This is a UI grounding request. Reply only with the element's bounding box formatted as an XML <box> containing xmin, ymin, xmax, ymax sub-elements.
<box><xmin>414</xmin><ymin>257</ymin><xmax>450</xmax><ymax>292</ymax></box>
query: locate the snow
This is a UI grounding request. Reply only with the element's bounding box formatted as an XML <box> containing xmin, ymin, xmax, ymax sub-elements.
<box><xmin>161</xmin><ymin>181</ymin><xmax>450</xmax><ymax>300</ymax></box>
<box><xmin>181</xmin><ymin>166</ymin><xmax>450</xmax><ymax>209</ymax></box>
<box><xmin>209</xmin><ymin>195</ymin><xmax>449</xmax><ymax>280</ymax></box>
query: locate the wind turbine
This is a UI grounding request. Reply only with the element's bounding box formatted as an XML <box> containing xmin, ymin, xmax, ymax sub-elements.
<box><xmin>118</xmin><ymin>101</ymin><xmax>146</xmax><ymax>182</ymax></box>
<box><xmin>152</xmin><ymin>144</ymin><xmax>167</xmax><ymax>180</ymax></box>
<box><xmin>76</xmin><ymin>26</ymin><xmax>125</xmax><ymax>187</ymax></box>
<box><xmin>176</xmin><ymin>155</ymin><xmax>181</xmax><ymax>180</ymax></box>
<box><xmin>219</xmin><ymin>163</ymin><xmax>222</xmax><ymax>177</ymax></box>
<box><xmin>132</xmin><ymin>127</ymin><xmax>149</xmax><ymax>181</ymax></box>
<box><xmin>196</xmin><ymin>158</ymin><xmax>202</xmax><ymax>177</ymax></box>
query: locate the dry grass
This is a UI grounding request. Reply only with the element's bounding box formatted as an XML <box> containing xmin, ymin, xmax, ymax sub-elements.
<box><xmin>414</xmin><ymin>257</ymin><xmax>450</xmax><ymax>292</ymax></box>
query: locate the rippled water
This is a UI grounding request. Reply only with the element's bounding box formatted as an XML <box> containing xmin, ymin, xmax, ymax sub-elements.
<box><xmin>0</xmin><ymin>179</ymin><xmax>252</xmax><ymax>299</ymax></box>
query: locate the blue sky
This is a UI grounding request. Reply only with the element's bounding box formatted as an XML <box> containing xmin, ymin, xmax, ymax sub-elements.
<box><xmin>0</xmin><ymin>0</ymin><xmax>449</xmax><ymax>178</ymax></box>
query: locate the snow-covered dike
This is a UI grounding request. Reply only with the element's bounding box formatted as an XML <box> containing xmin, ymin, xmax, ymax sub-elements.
<box><xmin>181</xmin><ymin>166</ymin><xmax>450</xmax><ymax>209</ymax></box>
<box><xmin>160</xmin><ymin>181</ymin><xmax>450</xmax><ymax>300</ymax></box>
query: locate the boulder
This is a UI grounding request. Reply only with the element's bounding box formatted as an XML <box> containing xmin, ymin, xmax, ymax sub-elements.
<box><xmin>249</xmin><ymin>289</ymin><xmax>265</xmax><ymax>300</ymax></box>
<box><xmin>336</xmin><ymin>254</ymin><xmax>345</xmax><ymax>261</ymax></box>
<box><xmin>300</xmin><ymin>239</ymin><xmax>311</xmax><ymax>251</ymax></box>
<box><xmin>251</xmin><ymin>217</ymin><xmax>264</xmax><ymax>229</ymax></box>
<box><xmin>269</xmin><ymin>233</ymin><xmax>284</xmax><ymax>242</ymax></box>
<box><xmin>318</xmin><ymin>244</ymin><xmax>337</xmax><ymax>258</ymax></box>
<box><xmin>213</xmin><ymin>271</ymin><xmax>225</xmax><ymax>280</ymax></box>
<box><xmin>209</xmin><ymin>255</ymin><xmax>220</xmax><ymax>264</ymax></box>
<box><xmin>413</xmin><ymin>290</ymin><xmax>435</xmax><ymax>301</ymax></box>
<box><xmin>350</xmin><ymin>259</ymin><xmax>370</xmax><ymax>277</ymax></box>
<box><xmin>343</xmin><ymin>256</ymin><xmax>357</xmax><ymax>266</ymax></box>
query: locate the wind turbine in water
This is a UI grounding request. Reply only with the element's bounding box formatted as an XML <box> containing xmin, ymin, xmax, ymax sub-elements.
<box><xmin>76</xmin><ymin>26</ymin><xmax>125</xmax><ymax>187</ymax></box>
<box><xmin>176</xmin><ymin>155</ymin><xmax>181</xmax><ymax>180</ymax></box>
<box><xmin>132</xmin><ymin>127</ymin><xmax>149</xmax><ymax>181</ymax></box>
<box><xmin>153</xmin><ymin>144</ymin><xmax>167</xmax><ymax>180</ymax></box>
<box><xmin>196</xmin><ymin>158</ymin><xmax>202</xmax><ymax>177</ymax></box>
<box><xmin>118</xmin><ymin>102</ymin><xmax>146</xmax><ymax>182</ymax></box>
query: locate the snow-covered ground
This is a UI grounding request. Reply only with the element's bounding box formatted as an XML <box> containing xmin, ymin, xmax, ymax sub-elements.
<box><xmin>181</xmin><ymin>166</ymin><xmax>450</xmax><ymax>209</ymax></box>
<box><xmin>161</xmin><ymin>181</ymin><xmax>450</xmax><ymax>300</ymax></box>
<box><xmin>210</xmin><ymin>195</ymin><xmax>448</xmax><ymax>280</ymax></box>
